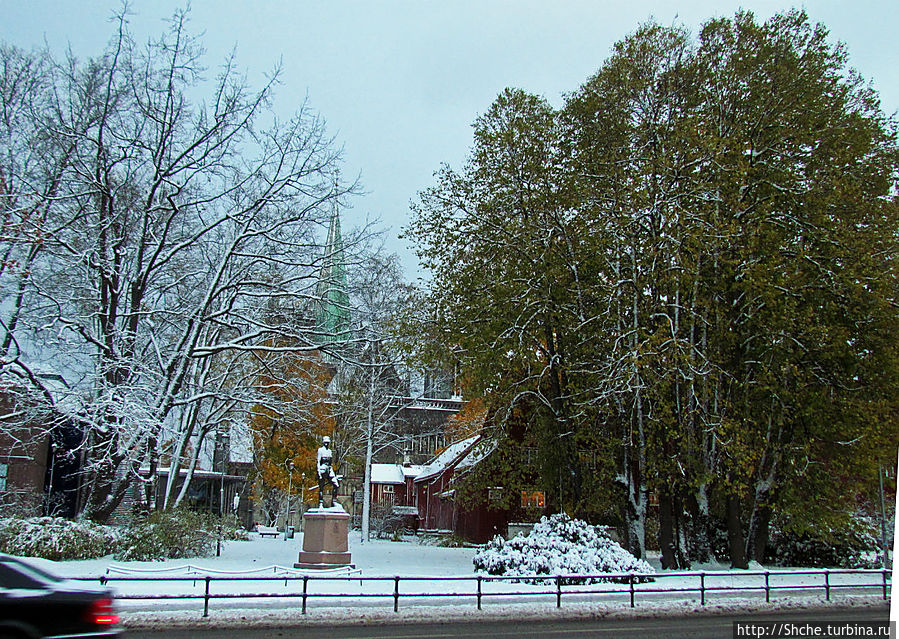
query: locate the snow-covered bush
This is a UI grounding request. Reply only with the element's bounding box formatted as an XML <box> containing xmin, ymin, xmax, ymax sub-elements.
<box><xmin>0</xmin><ymin>517</ymin><xmax>119</xmax><ymax>560</ymax></box>
<box><xmin>116</xmin><ymin>508</ymin><xmax>219</xmax><ymax>560</ymax></box>
<box><xmin>473</xmin><ymin>513</ymin><xmax>654</xmax><ymax>584</ymax></box>
<box><xmin>116</xmin><ymin>508</ymin><xmax>248</xmax><ymax>561</ymax></box>
<box><xmin>0</xmin><ymin>510</ymin><xmax>248</xmax><ymax>562</ymax></box>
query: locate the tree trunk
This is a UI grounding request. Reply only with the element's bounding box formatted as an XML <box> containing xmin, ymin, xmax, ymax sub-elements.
<box><xmin>173</xmin><ymin>426</ymin><xmax>209</xmax><ymax>509</ymax></box>
<box><xmin>658</xmin><ymin>490</ymin><xmax>677</xmax><ymax>569</ymax></box>
<box><xmin>659</xmin><ymin>489</ymin><xmax>689</xmax><ymax>569</ymax></box>
<box><xmin>685</xmin><ymin>488</ymin><xmax>712</xmax><ymax>563</ymax></box>
<box><xmin>726</xmin><ymin>493</ymin><xmax>749</xmax><ymax>569</ymax></box>
<box><xmin>83</xmin><ymin>458</ymin><xmax>131</xmax><ymax>523</ymax></box>
<box><xmin>623</xmin><ymin>483</ymin><xmax>646</xmax><ymax>560</ymax></box>
<box><xmin>619</xmin><ymin>436</ymin><xmax>647</xmax><ymax>559</ymax></box>
<box><xmin>360</xmin><ymin>360</ymin><xmax>376</xmax><ymax>543</ymax></box>
<box><xmin>746</xmin><ymin>501</ymin><xmax>773</xmax><ymax>564</ymax></box>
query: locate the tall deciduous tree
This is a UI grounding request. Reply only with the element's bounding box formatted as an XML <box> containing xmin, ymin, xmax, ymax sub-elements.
<box><xmin>409</xmin><ymin>88</ymin><xmax>600</xmax><ymax>515</ymax></box>
<box><xmin>249</xmin><ymin>349</ymin><xmax>334</xmax><ymax>525</ymax></box>
<box><xmin>0</xmin><ymin>9</ymin><xmax>356</xmax><ymax>522</ymax></box>
<box><xmin>409</xmin><ymin>10</ymin><xmax>899</xmax><ymax>568</ymax></box>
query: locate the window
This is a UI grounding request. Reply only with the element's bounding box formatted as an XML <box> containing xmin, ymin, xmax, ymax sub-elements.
<box><xmin>0</xmin><ymin>463</ymin><xmax>7</xmax><ymax>491</ymax></box>
<box><xmin>521</xmin><ymin>491</ymin><xmax>545</xmax><ymax>509</ymax></box>
<box><xmin>383</xmin><ymin>485</ymin><xmax>394</xmax><ymax>494</ymax></box>
<box><xmin>488</xmin><ymin>487</ymin><xmax>503</xmax><ymax>502</ymax></box>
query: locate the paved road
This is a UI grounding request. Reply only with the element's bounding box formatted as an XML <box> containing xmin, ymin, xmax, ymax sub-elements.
<box><xmin>124</xmin><ymin>605</ymin><xmax>890</xmax><ymax>638</ymax></box>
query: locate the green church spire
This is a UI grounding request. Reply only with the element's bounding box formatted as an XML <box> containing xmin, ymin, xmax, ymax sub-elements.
<box><xmin>315</xmin><ymin>195</ymin><xmax>350</xmax><ymax>345</ymax></box>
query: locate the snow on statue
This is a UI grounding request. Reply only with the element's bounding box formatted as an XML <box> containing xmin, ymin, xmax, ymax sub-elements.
<box><xmin>316</xmin><ymin>436</ymin><xmax>340</xmax><ymax>508</ymax></box>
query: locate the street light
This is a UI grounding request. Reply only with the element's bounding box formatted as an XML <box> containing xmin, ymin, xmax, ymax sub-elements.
<box><xmin>300</xmin><ymin>472</ymin><xmax>306</xmax><ymax>532</ymax></box>
<box><xmin>284</xmin><ymin>460</ymin><xmax>294</xmax><ymax>541</ymax></box>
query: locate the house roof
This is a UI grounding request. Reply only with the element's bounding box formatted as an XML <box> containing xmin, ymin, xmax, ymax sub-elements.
<box><xmin>414</xmin><ymin>434</ymin><xmax>481</xmax><ymax>483</ymax></box>
<box><xmin>370</xmin><ymin>463</ymin><xmax>425</xmax><ymax>484</ymax></box>
<box><xmin>401</xmin><ymin>465</ymin><xmax>422</xmax><ymax>479</ymax></box>
<box><xmin>370</xmin><ymin>464</ymin><xmax>405</xmax><ymax>484</ymax></box>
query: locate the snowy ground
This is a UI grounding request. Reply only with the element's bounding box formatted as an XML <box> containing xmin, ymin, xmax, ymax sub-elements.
<box><xmin>23</xmin><ymin>532</ymin><xmax>892</xmax><ymax>629</ymax></box>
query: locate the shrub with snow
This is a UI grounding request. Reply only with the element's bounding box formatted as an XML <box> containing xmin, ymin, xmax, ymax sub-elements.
<box><xmin>116</xmin><ymin>508</ymin><xmax>222</xmax><ymax>560</ymax></box>
<box><xmin>0</xmin><ymin>510</ymin><xmax>249</xmax><ymax>562</ymax></box>
<box><xmin>0</xmin><ymin>517</ymin><xmax>119</xmax><ymax>560</ymax></box>
<box><xmin>473</xmin><ymin>513</ymin><xmax>654</xmax><ymax>584</ymax></box>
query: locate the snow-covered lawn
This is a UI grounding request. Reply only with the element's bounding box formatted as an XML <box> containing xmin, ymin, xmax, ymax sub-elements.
<box><xmin>20</xmin><ymin>532</ymin><xmax>891</xmax><ymax>628</ymax></box>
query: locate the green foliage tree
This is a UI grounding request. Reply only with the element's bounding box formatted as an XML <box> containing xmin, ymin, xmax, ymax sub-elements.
<box><xmin>408</xmin><ymin>88</ymin><xmax>602</xmax><ymax>515</ymax></box>
<box><xmin>409</xmin><ymin>9</ymin><xmax>899</xmax><ymax>568</ymax></box>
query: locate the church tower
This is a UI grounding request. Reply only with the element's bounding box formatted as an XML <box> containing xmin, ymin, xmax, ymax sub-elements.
<box><xmin>315</xmin><ymin>195</ymin><xmax>350</xmax><ymax>346</ymax></box>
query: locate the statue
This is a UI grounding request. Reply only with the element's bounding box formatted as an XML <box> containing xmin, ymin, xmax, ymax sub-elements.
<box><xmin>316</xmin><ymin>436</ymin><xmax>340</xmax><ymax>508</ymax></box>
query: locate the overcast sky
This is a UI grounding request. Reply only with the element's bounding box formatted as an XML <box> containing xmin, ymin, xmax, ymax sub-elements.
<box><xmin>4</xmin><ymin>1</ymin><xmax>897</xmax><ymax>279</ymax></box>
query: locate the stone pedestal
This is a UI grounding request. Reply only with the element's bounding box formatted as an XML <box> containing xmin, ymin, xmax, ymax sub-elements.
<box><xmin>295</xmin><ymin>506</ymin><xmax>353</xmax><ymax>569</ymax></box>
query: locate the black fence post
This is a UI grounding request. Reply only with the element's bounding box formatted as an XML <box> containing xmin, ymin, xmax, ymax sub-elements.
<box><xmin>556</xmin><ymin>575</ymin><xmax>562</xmax><ymax>608</ymax></box>
<box><xmin>394</xmin><ymin>576</ymin><xmax>400</xmax><ymax>612</ymax></box>
<box><xmin>203</xmin><ymin>576</ymin><xmax>210</xmax><ymax>618</ymax></box>
<box><xmin>629</xmin><ymin>574</ymin><xmax>635</xmax><ymax>608</ymax></box>
<box><xmin>824</xmin><ymin>570</ymin><xmax>830</xmax><ymax>601</ymax></box>
<box><xmin>477</xmin><ymin>575</ymin><xmax>482</xmax><ymax>610</ymax></box>
<box><xmin>882</xmin><ymin>570</ymin><xmax>888</xmax><ymax>601</ymax></box>
<box><xmin>700</xmin><ymin>572</ymin><xmax>705</xmax><ymax>606</ymax></box>
<box><xmin>765</xmin><ymin>571</ymin><xmax>770</xmax><ymax>604</ymax></box>
<box><xmin>302</xmin><ymin>576</ymin><xmax>308</xmax><ymax>614</ymax></box>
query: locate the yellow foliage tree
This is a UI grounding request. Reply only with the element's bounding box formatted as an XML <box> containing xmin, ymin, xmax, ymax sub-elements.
<box><xmin>249</xmin><ymin>348</ymin><xmax>335</xmax><ymax>517</ymax></box>
<box><xmin>442</xmin><ymin>397</ymin><xmax>486</xmax><ymax>446</ymax></box>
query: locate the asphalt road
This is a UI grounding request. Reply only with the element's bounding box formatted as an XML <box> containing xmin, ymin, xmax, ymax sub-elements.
<box><xmin>124</xmin><ymin>605</ymin><xmax>890</xmax><ymax>639</ymax></box>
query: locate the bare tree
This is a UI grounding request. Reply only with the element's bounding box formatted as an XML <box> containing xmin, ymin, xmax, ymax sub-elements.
<box><xmin>0</xmin><ymin>9</ymin><xmax>357</xmax><ymax>522</ymax></box>
<box><xmin>333</xmin><ymin>253</ymin><xmax>421</xmax><ymax>542</ymax></box>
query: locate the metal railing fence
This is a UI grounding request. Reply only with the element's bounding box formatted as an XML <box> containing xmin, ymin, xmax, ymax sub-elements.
<box><xmin>80</xmin><ymin>568</ymin><xmax>891</xmax><ymax>618</ymax></box>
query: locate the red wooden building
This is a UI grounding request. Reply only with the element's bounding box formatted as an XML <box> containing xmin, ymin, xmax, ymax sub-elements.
<box><xmin>412</xmin><ymin>435</ymin><xmax>508</xmax><ymax>542</ymax></box>
<box><xmin>369</xmin><ymin>463</ymin><xmax>421</xmax><ymax>507</ymax></box>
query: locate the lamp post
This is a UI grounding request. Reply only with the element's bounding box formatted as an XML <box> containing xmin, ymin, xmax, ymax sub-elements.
<box><xmin>879</xmin><ymin>462</ymin><xmax>889</xmax><ymax>569</ymax></box>
<box><xmin>300</xmin><ymin>472</ymin><xmax>306</xmax><ymax>532</ymax></box>
<box><xmin>216</xmin><ymin>434</ymin><xmax>225</xmax><ymax>557</ymax></box>
<box><xmin>284</xmin><ymin>460</ymin><xmax>294</xmax><ymax>541</ymax></box>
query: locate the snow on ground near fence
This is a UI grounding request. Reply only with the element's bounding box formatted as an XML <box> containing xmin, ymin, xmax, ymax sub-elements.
<box><xmin>21</xmin><ymin>533</ymin><xmax>891</xmax><ymax>627</ymax></box>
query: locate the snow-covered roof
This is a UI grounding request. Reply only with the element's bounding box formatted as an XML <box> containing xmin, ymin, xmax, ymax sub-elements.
<box><xmin>401</xmin><ymin>465</ymin><xmax>423</xmax><ymax>478</ymax></box>
<box><xmin>414</xmin><ymin>435</ymin><xmax>480</xmax><ymax>483</ymax></box>
<box><xmin>369</xmin><ymin>464</ymin><xmax>425</xmax><ymax>484</ymax></box>
<box><xmin>370</xmin><ymin>464</ymin><xmax>405</xmax><ymax>484</ymax></box>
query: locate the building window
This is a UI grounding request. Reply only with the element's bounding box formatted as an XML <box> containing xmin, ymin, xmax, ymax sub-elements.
<box><xmin>521</xmin><ymin>490</ymin><xmax>545</xmax><ymax>509</ymax></box>
<box><xmin>0</xmin><ymin>463</ymin><xmax>7</xmax><ymax>491</ymax></box>
<box><xmin>383</xmin><ymin>485</ymin><xmax>394</xmax><ymax>494</ymax></box>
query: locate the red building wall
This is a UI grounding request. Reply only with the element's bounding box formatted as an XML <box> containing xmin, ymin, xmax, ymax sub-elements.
<box><xmin>0</xmin><ymin>408</ymin><xmax>50</xmax><ymax>515</ymax></box>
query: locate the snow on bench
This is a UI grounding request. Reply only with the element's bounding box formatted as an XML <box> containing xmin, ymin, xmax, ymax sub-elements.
<box><xmin>256</xmin><ymin>526</ymin><xmax>280</xmax><ymax>538</ymax></box>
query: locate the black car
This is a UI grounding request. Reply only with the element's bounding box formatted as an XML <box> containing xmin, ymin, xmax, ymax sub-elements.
<box><xmin>0</xmin><ymin>554</ymin><xmax>121</xmax><ymax>639</ymax></box>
